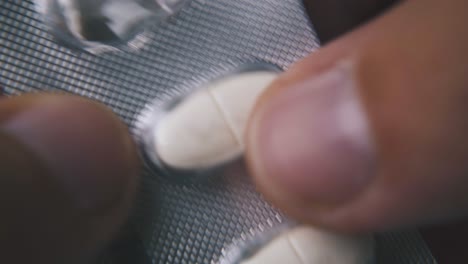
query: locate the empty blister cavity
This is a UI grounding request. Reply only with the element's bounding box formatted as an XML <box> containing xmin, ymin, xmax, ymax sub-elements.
<box><xmin>220</xmin><ymin>226</ymin><xmax>375</xmax><ymax>264</ymax></box>
<box><xmin>137</xmin><ymin>63</ymin><xmax>280</xmax><ymax>178</ymax></box>
<box><xmin>35</xmin><ymin>0</ymin><xmax>190</xmax><ymax>53</ymax></box>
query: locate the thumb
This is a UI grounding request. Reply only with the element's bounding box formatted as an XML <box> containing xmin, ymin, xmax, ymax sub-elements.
<box><xmin>246</xmin><ymin>0</ymin><xmax>468</xmax><ymax>232</ymax></box>
<box><xmin>0</xmin><ymin>94</ymin><xmax>139</xmax><ymax>263</ymax></box>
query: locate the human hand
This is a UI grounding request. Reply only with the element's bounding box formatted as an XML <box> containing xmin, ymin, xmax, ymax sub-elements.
<box><xmin>0</xmin><ymin>94</ymin><xmax>138</xmax><ymax>263</ymax></box>
<box><xmin>246</xmin><ymin>0</ymin><xmax>468</xmax><ymax>234</ymax></box>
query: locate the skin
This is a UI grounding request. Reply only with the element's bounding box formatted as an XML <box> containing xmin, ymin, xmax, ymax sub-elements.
<box><xmin>0</xmin><ymin>94</ymin><xmax>139</xmax><ymax>263</ymax></box>
<box><xmin>1</xmin><ymin>0</ymin><xmax>467</xmax><ymax>262</ymax></box>
<box><xmin>247</xmin><ymin>0</ymin><xmax>468</xmax><ymax>232</ymax></box>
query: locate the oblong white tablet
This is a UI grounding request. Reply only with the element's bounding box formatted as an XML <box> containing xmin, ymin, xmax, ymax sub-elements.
<box><xmin>154</xmin><ymin>70</ymin><xmax>278</xmax><ymax>170</ymax></box>
<box><xmin>241</xmin><ymin>226</ymin><xmax>374</xmax><ymax>264</ymax></box>
<box><xmin>156</xmin><ymin>89</ymin><xmax>241</xmax><ymax>169</ymax></box>
<box><xmin>208</xmin><ymin>71</ymin><xmax>279</xmax><ymax>144</ymax></box>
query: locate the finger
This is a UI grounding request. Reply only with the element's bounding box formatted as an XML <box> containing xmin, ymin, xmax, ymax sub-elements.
<box><xmin>0</xmin><ymin>94</ymin><xmax>139</xmax><ymax>263</ymax></box>
<box><xmin>246</xmin><ymin>0</ymin><xmax>468</xmax><ymax>232</ymax></box>
<box><xmin>303</xmin><ymin>0</ymin><xmax>398</xmax><ymax>43</ymax></box>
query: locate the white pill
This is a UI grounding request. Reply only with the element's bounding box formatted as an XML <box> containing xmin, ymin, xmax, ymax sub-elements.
<box><xmin>241</xmin><ymin>226</ymin><xmax>374</xmax><ymax>264</ymax></box>
<box><xmin>154</xmin><ymin>71</ymin><xmax>278</xmax><ymax>170</ymax></box>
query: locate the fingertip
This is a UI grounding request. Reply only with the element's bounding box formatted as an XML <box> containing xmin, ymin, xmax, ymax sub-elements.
<box><xmin>0</xmin><ymin>94</ymin><xmax>140</xmax><ymax>262</ymax></box>
<box><xmin>3</xmin><ymin>94</ymin><xmax>139</xmax><ymax>212</ymax></box>
<box><xmin>246</xmin><ymin>63</ymin><xmax>375</xmax><ymax>224</ymax></box>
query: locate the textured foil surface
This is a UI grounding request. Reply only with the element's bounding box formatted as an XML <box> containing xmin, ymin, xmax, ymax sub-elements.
<box><xmin>0</xmin><ymin>0</ymin><xmax>436</xmax><ymax>263</ymax></box>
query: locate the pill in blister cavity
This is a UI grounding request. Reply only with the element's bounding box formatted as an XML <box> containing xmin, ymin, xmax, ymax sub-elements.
<box><xmin>156</xmin><ymin>71</ymin><xmax>277</xmax><ymax>169</ymax></box>
<box><xmin>240</xmin><ymin>226</ymin><xmax>374</xmax><ymax>264</ymax></box>
<box><xmin>139</xmin><ymin>65</ymin><xmax>279</xmax><ymax>175</ymax></box>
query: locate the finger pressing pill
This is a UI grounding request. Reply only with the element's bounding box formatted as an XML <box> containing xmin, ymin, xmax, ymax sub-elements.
<box><xmin>138</xmin><ymin>64</ymin><xmax>279</xmax><ymax>176</ymax></box>
<box><xmin>240</xmin><ymin>226</ymin><xmax>374</xmax><ymax>264</ymax></box>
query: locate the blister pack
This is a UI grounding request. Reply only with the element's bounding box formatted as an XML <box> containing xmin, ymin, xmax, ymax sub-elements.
<box><xmin>0</xmin><ymin>0</ymin><xmax>436</xmax><ymax>263</ymax></box>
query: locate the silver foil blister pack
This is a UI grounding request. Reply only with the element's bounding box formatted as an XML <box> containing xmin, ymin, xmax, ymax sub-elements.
<box><xmin>0</xmin><ymin>0</ymin><xmax>436</xmax><ymax>263</ymax></box>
